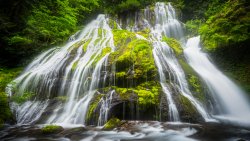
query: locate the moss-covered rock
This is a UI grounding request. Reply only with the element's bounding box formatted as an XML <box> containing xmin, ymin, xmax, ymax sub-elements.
<box><xmin>86</xmin><ymin>93</ymin><xmax>104</xmax><ymax>123</ymax></box>
<box><xmin>103</xmin><ymin>117</ymin><xmax>121</xmax><ymax>130</ymax></box>
<box><xmin>0</xmin><ymin>68</ymin><xmax>22</xmax><ymax>125</ymax></box>
<box><xmin>41</xmin><ymin>125</ymin><xmax>63</xmax><ymax>134</ymax></box>
<box><xmin>10</xmin><ymin>91</ymin><xmax>35</xmax><ymax>104</ymax></box>
<box><xmin>162</xmin><ymin>36</ymin><xmax>183</xmax><ymax>56</ymax></box>
<box><xmin>177</xmin><ymin>95</ymin><xmax>202</xmax><ymax>122</ymax></box>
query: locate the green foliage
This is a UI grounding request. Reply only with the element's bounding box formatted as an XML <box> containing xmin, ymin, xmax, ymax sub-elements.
<box><xmin>0</xmin><ymin>68</ymin><xmax>22</xmax><ymax>125</ymax></box>
<box><xmin>25</xmin><ymin>0</ymin><xmax>78</xmax><ymax>45</ymax></box>
<box><xmin>185</xmin><ymin>19</ymin><xmax>202</xmax><ymax>37</ymax></box>
<box><xmin>0</xmin><ymin>0</ymin><xmax>100</xmax><ymax>67</ymax></box>
<box><xmin>8</xmin><ymin>36</ymin><xmax>33</xmax><ymax>46</ymax></box>
<box><xmin>41</xmin><ymin>125</ymin><xmax>63</xmax><ymax>134</ymax></box>
<box><xmin>199</xmin><ymin>0</ymin><xmax>250</xmax><ymax>51</ymax></box>
<box><xmin>103</xmin><ymin>117</ymin><xmax>121</xmax><ymax>130</ymax></box>
<box><xmin>0</xmin><ymin>92</ymin><xmax>13</xmax><ymax>126</ymax></box>
<box><xmin>117</xmin><ymin>0</ymin><xmax>141</xmax><ymax>13</ymax></box>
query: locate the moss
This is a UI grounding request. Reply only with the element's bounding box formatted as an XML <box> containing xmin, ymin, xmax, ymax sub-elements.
<box><xmin>10</xmin><ymin>91</ymin><xmax>35</xmax><ymax>104</ymax></box>
<box><xmin>41</xmin><ymin>125</ymin><xmax>63</xmax><ymax>134</ymax></box>
<box><xmin>136</xmin><ymin>28</ymin><xmax>150</xmax><ymax>39</ymax></box>
<box><xmin>135</xmin><ymin>81</ymin><xmax>161</xmax><ymax>105</ymax></box>
<box><xmin>108</xmin><ymin>19</ymin><xmax>119</xmax><ymax>29</ymax></box>
<box><xmin>0</xmin><ymin>68</ymin><xmax>22</xmax><ymax>124</ymax></box>
<box><xmin>178</xmin><ymin>59</ymin><xmax>196</xmax><ymax>75</ymax></box>
<box><xmin>178</xmin><ymin>95</ymin><xmax>197</xmax><ymax>118</ymax></box>
<box><xmin>115</xmin><ymin>87</ymin><xmax>133</xmax><ymax>100</ymax></box>
<box><xmin>82</xmin><ymin>39</ymin><xmax>92</xmax><ymax>52</ymax></box>
<box><xmin>111</xmin><ymin>32</ymin><xmax>157</xmax><ymax>81</ymax></box>
<box><xmin>178</xmin><ymin>59</ymin><xmax>206</xmax><ymax>102</ymax></box>
<box><xmin>92</xmin><ymin>47</ymin><xmax>112</xmax><ymax>66</ymax></box>
<box><xmin>87</xmin><ymin>94</ymin><xmax>104</xmax><ymax>121</ymax></box>
<box><xmin>162</xmin><ymin>36</ymin><xmax>183</xmax><ymax>56</ymax></box>
<box><xmin>54</xmin><ymin>96</ymin><xmax>68</xmax><ymax>102</ymax></box>
<box><xmin>0</xmin><ymin>92</ymin><xmax>13</xmax><ymax>125</ymax></box>
<box><xmin>112</xmin><ymin>29</ymin><xmax>136</xmax><ymax>49</ymax></box>
<box><xmin>103</xmin><ymin>117</ymin><xmax>121</xmax><ymax>130</ymax></box>
<box><xmin>115</xmin><ymin>81</ymin><xmax>160</xmax><ymax>105</ymax></box>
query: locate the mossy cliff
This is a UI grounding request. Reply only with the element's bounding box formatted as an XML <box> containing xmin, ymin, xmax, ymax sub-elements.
<box><xmin>85</xmin><ymin>27</ymin><xmax>210</xmax><ymax>124</ymax></box>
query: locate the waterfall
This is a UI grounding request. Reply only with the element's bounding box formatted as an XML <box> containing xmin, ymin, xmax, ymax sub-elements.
<box><xmin>184</xmin><ymin>36</ymin><xmax>250</xmax><ymax>124</ymax></box>
<box><xmin>7</xmin><ymin>1</ymin><xmax>249</xmax><ymax>126</ymax></box>
<box><xmin>8</xmin><ymin>14</ymin><xmax>115</xmax><ymax>125</ymax></box>
<box><xmin>147</xmin><ymin>2</ymin><xmax>210</xmax><ymax>121</ymax></box>
<box><xmin>98</xmin><ymin>90</ymin><xmax>115</xmax><ymax>126</ymax></box>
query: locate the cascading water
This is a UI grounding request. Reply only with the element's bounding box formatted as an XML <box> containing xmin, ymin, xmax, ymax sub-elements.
<box><xmin>98</xmin><ymin>90</ymin><xmax>115</xmax><ymax>126</ymax></box>
<box><xmin>6</xmin><ymin>1</ymin><xmax>249</xmax><ymax>128</ymax></box>
<box><xmin>147</xmin><ymin>2</ymin><xmax>210</xmax><ymax>121</ymax></box>
<box><xmin>8</xmin><ymin>14</ymin><xmax>115</xmax><ymax>125</ymax></box>
<box><xmin>184</xmin><ymin>36</ymin><xmax>250</xmax><ymax>125</ymax></box>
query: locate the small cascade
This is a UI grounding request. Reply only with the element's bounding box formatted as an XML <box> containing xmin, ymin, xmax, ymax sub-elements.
<box><xmin>154</xmin><ymin>2</ymin><xmax>184</xmax><ymax>42</ymax></box>
<box><xmin>184</xmin><ymin>36</ymin><xmax>250</xmax><ymax>123</ymax></box>
<box><xmin>152</xmin><ymin>45</ymin><xmax>180</xmax><ymax>121</ymax></box>
<box><xmin>98</xmin><ymin>90</ymin><xmax>115</xmax><ymax>126</ymax></box>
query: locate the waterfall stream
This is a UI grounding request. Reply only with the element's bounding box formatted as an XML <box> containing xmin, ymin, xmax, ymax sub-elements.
<box><xmin>184</xmin><ymin>36</ymin><xmax>250</xmax><ymax>125</ymax></box>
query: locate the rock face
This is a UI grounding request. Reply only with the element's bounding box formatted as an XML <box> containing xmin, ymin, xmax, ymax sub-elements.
<box><xmin>7</xmin><ymin>3</ymin><xmax>211</xmax><ymax>126</ymax></box>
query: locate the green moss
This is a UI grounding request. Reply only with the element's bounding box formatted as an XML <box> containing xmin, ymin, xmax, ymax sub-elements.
<box><xmin>109</xmin><ymin>19</ymin><xmax>119</xmax><ymax>29</ymax></box>
<box><xmin>115</xmin><ymin>81</ymin><xmax>160</xmax><ymax>105</ymax></box>
<box><xmin>41</xmin><ymin>125</ymin><xmax>63</xmax><ymax>134</ymax></box>
<box><xmin>162</xmin><ymin>36</ymin><xmax>183</xmax><ymax>56</ymax></box>
<box><xmin>178</xmin><ymin>95</ymin><xmax>197</xmax><ymax>117</ymax></box>
<box><xmin>178</xmin><ymin>59</ymin><xmax>205</xmax><ymax>102</ymax></box>
<box><xmin>92</xmin><ymin>47</ymin><xmax>112</xmax><ymax>66</ymax></box>
<box><xmin>136</xmin><ymin>28</ymin><xmax>150</xmax><ymax>39</ymax></box>
<box><xmin>135</xmin><ymin>81</ymin><xmax>161</xmax><ymax>105</ymax></box>
<box><xmin>87</xmin><ymin>94</ymin><xmax>104</xmax><ymax>121</ymax></box>
<box><xmin>82</xmin><ymin>39</ymin><xmax>92</xmax><ymax>52</ymax></box>
<box><xmin>178</xmin><ymin>59</ymin><xmax>196</xmax><ymax>75</ymax></box>
<box><xmin>103</xmin><ymin>117</ymin><xmax>121</xmax><ymax>130</ymax></box>
<box><xmin>0</xmin><ymin>68</ymin><xmax>22</xmax><ymax>124</ymax></box>
<box><xmin>115</xmin><ymin>87</ymin><xmax>133</xmax><ymax>100</ymax></box>
<box><xmin>0</xmin><ymin>92</ymin><xmax>13</xmax><ymax>126</ymax></box>
<box><xmin>112</xmin><ymin>29</ymin><xmax>136</xmax><ymax>49</ymax></box>
<box><xmin>71</xmin><ymin>61</ymin><xmax>79</xmax><ymax>71</ymax></box>
<box><xmin>54</xmin><ymin>96</ymin><xmax>68</xmax><ymax>102</ymax></box>
<box><xmin>10</xmin><ymin>91</ymin><xmax>35</xmax><ymax>104</ymax></box>
<box><xmin>112</xmin><ymin>33</ymin><xmax>157</xmax><ymax>81</ymax></box>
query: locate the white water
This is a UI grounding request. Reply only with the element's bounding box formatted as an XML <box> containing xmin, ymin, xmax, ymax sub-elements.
<box><xmin>7</xmin><ymin>1</ymin><xmax>250</xmax><ymax>128</ymax></box>
<box><xmin>8</xmin><ymin>14</ymin><xmax>115</xmax><ymax>125</ymax></box>
<box><xmin>98</xmin><ymin>90</ymin><xmax>115</xmax><ymax>126</ymax></box>
<box><xmin>148</xmin><ymin>2</ymin><xmax>210</xmax><ymax>121</ymax></box>
<box><xmin>184</xmin><ymin>36</ymin><xmax>250</xmax><ymax>123</ymax></box>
